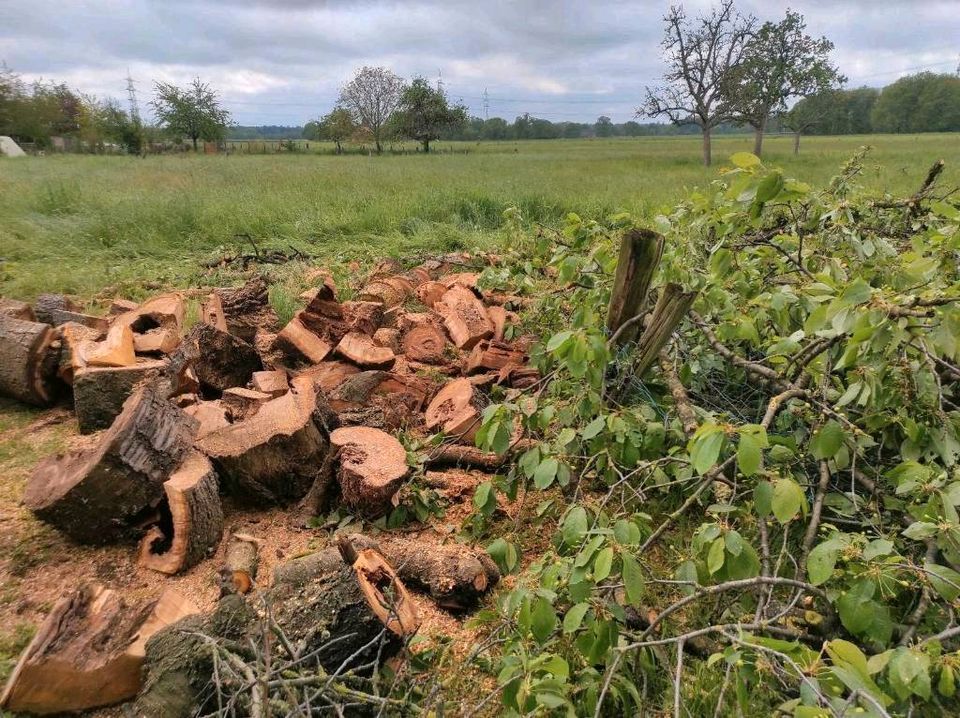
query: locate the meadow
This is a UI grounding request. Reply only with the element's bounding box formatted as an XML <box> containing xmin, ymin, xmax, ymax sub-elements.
<box><xmin>1</xmin><ymin>133</ymin><xmax>958</xmax><ymax>303</ymax></box>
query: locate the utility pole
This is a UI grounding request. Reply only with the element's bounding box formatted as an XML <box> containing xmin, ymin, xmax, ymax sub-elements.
<box><xmin>483</xmin><ymin>87</ymin><xmax>489</xmax><ymax>120</ymax></box>
<box><xmin>125</xmin><ymin>69</ymin><xmax>141</xmax><ymax>126</ymax></box>
<box><xmin>437</xmin><ymin>69</ymin><xmax>444</xmax><ymax>94</ymax></box>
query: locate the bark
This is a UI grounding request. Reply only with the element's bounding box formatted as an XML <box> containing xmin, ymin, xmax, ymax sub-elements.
<box><xmin>0</xmin><ymin>584</ymin><xmax>197</xmax><ymax>715</ymax></box>
<box><xmin>200</xmin><ymin>293</ymin><xmax>227</xmax><ymax>331</ymax></box>
<box><xmin>424</xmin><ymin>377</ymin><xmax>480</xmax><ymax>443</ymax></box>
<box><xmin>434</xmin><ymin>285</ymin><xmax>494</xmax><ymax>350</ymax></box>
<box><xmin>702</xmin><ymin>125</ymin><xmax>712</xmax><ymax>167</ymax></box>
<box><xmin>793</xmin><ymin>131</ymin><xmax>801</xmax><ymax>155</ymax></box>
<box><xmin>73</xmin><ymin>360</ymin><xmax>168</xmax><ymax>434</ymax></box>
<box><xmin>296</xmin><ymin>444</ymin><xmax>340</xmax><ymax>520</ymax></box>
<box><xmin>138</xmin><ymin>452</ymin><xmax>224</xmax><ymax>575</ymax></box>
<box><xmin>358</xmin><ymin>276</ymin><xmax>414</xmax><ymax>308</ymax></box>
<box><xmin>423</xmin><ymin>439</ymin><xmax>537</xmax><ymax>470</ymax></box>
<box><xmin>219</xmin><ymin>533</ymin><xmax>260</xmax><ymax>595</ymax></box>
<box><xmin>753</xmin><ymin>123</ymin><xmax>765</xmax><ymax>158</ymax></box>
<box><xmin>214</xmin><ymin>277</ymin><xmax>278</xmax><ymax>341</ymax></box>
<box><xmin>169</xmin><ymin>323</ymin><xmax>262</xmax><ymax>396</ymax></box>
<box><xmin>464</xmin><ymin>340</ymin><xmax>526</xmax><ymax>374</ymax></box>
<box><xmin>629</xmin><ymin>283</ymin><xmax>698</xmax><ymax>378</ymax></box>
<box><xmin>0</xmin><ymin>315</ymin><xmax>58</xmax><ymax>405</ymax></box>
<box><xmin>34</xmin><ymin>294</ymin><xmax>107</xmax><ymax>331</ymax></box>
<box><xmin>24</xmin><ymin>384</ymin><xmax>198</xmax><ymax>543</ymax></box>
<box><xmin>331</xmin><ymin>426</ymin><xmax>409</xmax><ymax>517</ymax></box>
<box><xmin>196</xmin><ymin>376</ymin><xmax>332</xmax><ymax>504</ymax></box>
<box><xmin>605</xmin><ymin>228</ymin><xmax>664</xmax><ymax>346</ymax></box>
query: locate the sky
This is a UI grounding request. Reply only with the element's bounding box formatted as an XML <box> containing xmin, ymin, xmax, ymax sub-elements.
<box><xmin>2</xmin><ymin>0</ymin><xmax>959</xmax><ymax>126</ymax></box>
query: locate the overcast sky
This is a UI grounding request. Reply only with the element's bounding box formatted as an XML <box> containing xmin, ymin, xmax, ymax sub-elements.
<box><xmin>2</xmin><ymin>0</ymin><xmax>959</xmax><ymax>126</ymax></box>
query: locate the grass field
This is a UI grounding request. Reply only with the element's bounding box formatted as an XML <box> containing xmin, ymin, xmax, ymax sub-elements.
<box><xmin>1</xmin><ymin>133</ymin><xmax>959</xmax><ymax>302</ymax></box>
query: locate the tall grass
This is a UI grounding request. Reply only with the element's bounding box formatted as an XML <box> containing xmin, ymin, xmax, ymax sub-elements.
<box><xmin>1</xmin><ymin>134</ymin><xmax>957</xmax><ymax>299</ymax></box>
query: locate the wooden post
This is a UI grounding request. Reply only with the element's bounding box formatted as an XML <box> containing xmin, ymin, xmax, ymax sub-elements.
<box><xmin>606</xmin><ymin>228</ymin><xmax>664</xmax><ymax>347</ymax></box>
<box><xmin>630</xmin><ymin>283</ymin><xmax>698</xmax><ymax>378</ymax></box>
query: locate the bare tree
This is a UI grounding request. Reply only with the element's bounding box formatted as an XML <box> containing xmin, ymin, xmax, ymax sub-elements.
<box><xmin>641</xmin><ymin>1</ymin><xmax>754</xmax><ymax>166</ymax></box>
<box><xmin>338</xmin><ymin>66</ymin><xmax>406</xmax><ymax>154</ymax></box>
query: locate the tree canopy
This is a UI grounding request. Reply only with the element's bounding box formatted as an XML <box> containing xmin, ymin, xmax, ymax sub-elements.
<box><xmin>150</xmin><ymin>78</ymin><xmax>231</xmax><ymax>150</ymax></box>
<box><xmin>338</xmin><ymin>66</ymin><xmax>406</xmax><ymax>154</ymax></box>
<box><xmin>393</xmin><ymin>78</ymin><xmax>467</xmax><ymax>153</ymax></box>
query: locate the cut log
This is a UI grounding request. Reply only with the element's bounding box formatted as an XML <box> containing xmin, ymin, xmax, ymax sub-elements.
<box><xmin>114</xmin><ymin>293</ymin><xmax>184</xmax><ymax>334</ymax></box>
<box><xmin>73</xmin><ymin>360</ymin><xmax>168</xmax><ymax>434</ymax></box>
<box><xmin>83</xmin><ymin>322</ymin><xmax>136</xmax><ymax>367</ymax></box>
<box><xmin>327</xmin><ymin>370</ymin><xmax>428</xmax><ymax>430</ymax></box>
<box><xmin>221</xmin><ymin>386</ymin><xmax>271</xmax><ymax>420</ymax></box>
<box><xmin>214</xmin><ymin>277</ymin><xmax>278</xmax><ymax>341</ymax></box>
<box><xmin>108</xmin><ymin>298</ymin><xmax>139</xmax><ymax>316</ymax></box>
<box><xmin>196</xmin><ymin>376</ymin><xmax>332</xmax><ymax>504</ymax></box>
<box><xmin>464</xmin><ymin>339</ymin><xmax>526</xmax><ymax>374</ymax></box>
<box><xmin>423</xmin><ymin>439</ymin><xmax>537</xmax><ymax>470</ymax></box>
<box><xmin>182</xmin><ymin>401</ymin><xmax>231</xmax><ymax>439</ymax></box>
<box><xmin>499</xmin><ymin>364</ymin><xmax>541</xmax><ymax>389</ymax></box>
<box><xmin>133</xmin><ymin>326</ymin><xmax>180</xmax><ymax>355</ymax></box>
<box><xmin>250</xmin><ymin>369</ymin><xmax>288</xmax><ymax>397</ymax></box>
<box><xmin>0</xmin><ymin>298</ymin><xmax>36</xmax><ymax>321</ymax></box>
<box><xmin>56</xmin><ymin>322</ymin><xmax>100</xmax><ymax>384</ymax></box>
<box><xmin>357</xmin><ymin>276</ymin><xmax>414</xmax><ymax>308</ymax></box>
<box><xmin>335</xmin><ymin>331</ymin><xmax>395</xmax><ymax>368</ymax></box>
<box><xmin>34</xmin><ymin>294</ymin><xmax>107</xmax><ymax>331</ymax></box>
<box><xmin>415</xmin><ymin>280</ymin><xmax>448</xmax><ymax>308</ymax></box>
<box><xmin>424</xmin><ymin>377</ymin><xmax>480</xmax><ymax>443</ymax></box>
<box><xmin>298</xmin><ymin>360</ymin><xmax>360</xmax><ymax>394</ymax></box>
<box><xmin>487</xmin><ymin>304</ymin><xmax>507</xmax><ymax>341</ymax></box>
<box><xmin>138</xmin><ymin>452</ymin><xmax>223</xmax><ymax>575</ymax></box>
<box><xmin>402</xmin><ymin>323</ymin><xmax>448</xmax><ymax>364</ymax></box>
<box><xmin>199</xmin><ymin>292</ymin><xmax>227</xmax><ymax>331</ymax></box>
<box><xmin>343</xmin><ymin>300</ymin><xmax>384</xmax><ymax>335</ymax></box>
<box><xmin>440</xmin><ymin>271</ymin><xmax>480</xmax><ymax>289</ymax></box>
<box><xmin>373</xmin><ymin>327</ymin><xmax>401</xmax><ymax>352</ymax></box>
<box><xmin>346</xmin><ymin>533</ymin><xmax>500</xmax><ymax>610</ymax></box>
<box><xmin>219</xmin><ymin>533</ymin><xmax>260</xmax><ymax>595</ymax></box>
<box><xmin>0</xmin><ymin>315</ymin><xmax>57</xmax><ymax>406</ymax></box>
<box><xmin>0</xmin><ymin>584</ymin><xmax>197</xmax><ymax>715</ymax></box>
<box><xmin>435</xmin><ymin>285</ymin><xmax>494</xmax><ymax>349</ymax></box>
<box><xmin>275</xmin><ymin>315</ymin><xmax>332</xmax><ymax>364</ymax></box>
<box><xmin>168</xmin><ymin>323</ymin><xmax>262</xmax><ymax>395</ymax></box>
<box><xmin>24</xmin><ymin>385</ymin><xmax>197</xmax><ymax>543</ymax></box>
<box><xmin>331</xmin><ymin>426</ymin><xmax>409</xmax><ymax>517</ymax></box>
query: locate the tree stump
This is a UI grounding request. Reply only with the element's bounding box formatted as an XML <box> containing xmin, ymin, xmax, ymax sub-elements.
<box><xmin>434</xmin><ymin>285</ymin><xmax>494</xmax><ymax>349</ymax></box>
<box><xmin>73</xmin><ymin>360</ymin><xmax>168</xmax><ymax>434</ymax></box>
<box><xmin>424</xmin><ymin>377</ymin><xmax>480</xmax><ymax>443</ymax></box>
<box><xmin>606</xmin><ymin>228</ymin><xmax>664</xmax><ymax>346</ymax></box>
<box><xmin>214</xmin><ymin>277</ymin><xmax>278</xmax><ymax>341</ymax></box>
<box><xmin>196</xmin><ymin>376</ymin><xmax>332</xmax><ymax>504</ymax></box>
<box><xmin>335</xmin><ymin>331</ymin><xmax>396</xmax><ymax>368</ymax></box>
<box><xmin>138</xmin><ymin>452</ymin><xmax>223</xmax><ymax>575</ymax></box>
<box><xmin>25</xmin><ymin>385</ymin><xmax>198</xmax><ymax>543</ymax></box>
<box><xmin>0</xmin><ymin>315</ymin><xmax>58</xmax><ymax>406</ymax></box>
<box><xmin>331</xmin><ymin>426</ymin><xmax>409</xmax><ymax>517</ymax></box>
<box><xmin>0</xmin><ymin>584</ymin><xmax>197</xmax><ymax>715</ymax></box>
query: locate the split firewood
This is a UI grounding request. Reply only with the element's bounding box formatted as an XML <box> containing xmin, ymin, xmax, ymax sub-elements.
<box><xmin>358</xmin><ymin>275</ymin><xmax>414</xmax><ymax>307</ymax></box>
<box><xmin>331</xmin><ymin>425</ymin><xmax>409</xmax><ymax>517</ymax></box>
<box><xmin>298</xmin><ymin>359</ymin><xmax>360</xmax><ymax>393</ymax></box>
<box><xmin>182</xmin><ymin>400</ymin><xmax>231</xmax><ymax>439</ymax></box>
<box><xmin>440</xmin><ymin>271</ymin><xmax>480</xmax><ymax>289</ymax></box>
<box><xmin>343</xmin><ymin>300</ymin><xmax>384</xmax><ymax>335</ymax></box>
<box><xmin>25</xmin><ymin>384</ymin><xmax>198</xmax><ymax>543</ymax></box>
<box><xmin>500</xmin><ymin>364</ymin><xmax>541</xmax><ymax>389</ymax></box>
<box><xmin>250</xmin><ymin>369</ymin><xmax>288</xmax><ymax>397</ymax></box>
<box><xmin>138</xmin><ymin>452</ymin><xmax>223</xmax><ymax>575</ymax></box>
<box><xmin>275</xmin><ymin>314</ymin><xmax>332</xmax><ymax>364</ymax></box>
<box><xmin>0</xmin><ymin>297</ymin><xmax>36</xmax><ymax>321</ymax></box>
<box><xmin>108</xmin><ymin>298</ymin><xmax>139</xmax><ymax>316</ymax></box>
<box><xmin>350</xmin><ymin>533</ymin><xmax>501</xmax><ymax>610</ymax></box>
<box><xmin>133</xmin><ymin>325</ymin><xmax>180</xmax><ymax>355</ymax></box>
<box><xmin>0</xmin><ymin>315</ymin><xmax>58</xmax><ymax>406</ymax></box>
<box><xmin>0</xmin><ymin>584</ymin><xmax>197</xmax><ymax>715</ymax></box>
<box><xmin>199</xmin><ymin>292</ymin><xmax>227</xmax><ymax>331</ymax></box>
<box><xmin>114</xmin><ymin>293</ymin><xmax>185</xmax><ymax>334</ymax></box>
<box><xmin>56</xmin><ymin>321</ymin><xmax>100</xmax><ymax>384</ymax></box>
<box><xmin>402</xmin><ymin>322</ymin><xmax>448</xmax><ymax>363</ymax></box>
<box><xmin>168</xmin><ymin>323</ymin><xmax>262</xmax><ymax>395</ymax></box>
<box><xmin>335</xmin><ymin>330</ymin><xmax>396</xmax><ymax>368</ymax></box>
<box><xmin>196</xmin><ymin>376</ymin><xmax>334</xmax><ymax>504</ymax></box>
<box><xmin>424</xmin><ymin>377</ymin><xmax>480</xmax><ymax>443</ymax></box>
<box><xmin>434</xmin><ymin>285</ymin><xmax>494</xmax><ymax>349</ymax></box>
<box><xmin>464</xmin><ymin>339</ymin><xmax>526</xmax><ymax>374</ymax></box>
<box><xmin>373</xmin><ymin>326</ymin><xmax>401</xmax><ymax>352</ymax></box>
<box><xmin>487</xmin><ymin>304</ymin><xmax>507</xmax><ymax>341</ymax></box>
<box><xmin>328</xmin><ymin>370</ymin><xmax>429</xmax><ymax>430</ymax></box>
<box><xmin>73</xmin><ymin>360</ymin><xmax>168</xmax><ymax>434</ymax></box>
<box><xmin>214</xmin><ymin>276</ymin><xmax>278</xmax><ymax>341</ymax></box>
<box><xmin>219</xmin><ymin>532</ymin><xmax>260</xmax><ymax>595</ymax></box>
<box><xmin>83</xmin><ymin>322</ymin><xmax>136</xmax><ymax>367</ymax></box>
<box><xmin>415</xmin><ymin>280</ymin><xmax>448</xmax><ymax>308</ymax></box>
<box><xmin>34</xmin><ymin>293</ymin><xmax>107</xmax><ymax>331</ymax></box>
<box><xmin>221</xmin><ymin>386</ymin><xmax>271</xmax><ymax>420</ymax></box>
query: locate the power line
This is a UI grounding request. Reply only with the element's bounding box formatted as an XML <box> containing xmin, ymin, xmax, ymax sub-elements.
<box><xmin>125</xmin><ymin>69</ymin><xmax>141</xmax><ymax>125</ymax></box>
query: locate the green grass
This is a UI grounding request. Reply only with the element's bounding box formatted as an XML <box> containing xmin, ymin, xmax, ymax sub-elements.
<box><xmin>1</xmin><ymin>134</ymin><xmax>958</xmax><ymax>300</ymax></box>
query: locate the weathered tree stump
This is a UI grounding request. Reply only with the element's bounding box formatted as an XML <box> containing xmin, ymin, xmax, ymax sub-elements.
<box><xmin>0</xmin><ymin>315</ymin><xmax>58</xmax><ymax>406</ymax></box>
<box><xmin>0</xmin><ymin>584</ymin><xmax>197</xmax><ymax>715</ymax></box>
<box><xmin>73</xmin><ymin>360</ymin><xmax>168</xmax><ymax>434</ymax></box>
<box><xmin>138</xmin><ymin>452</ymin><xmax>223</xmax><ymax>575</ymax></box>
<box><xmin>331</xmin><ymin>426</ymin><xmax>409</xmax><ymax>517</ymax></box>
<box><xmin>435</xmin><ymin>285</ymin><xmax>494</xmax><ymax>349</ymax></box>
<box><xmin>25</xmin><ymin>385</ymin><xmax>198</xmax><ymax>543</ymax></box>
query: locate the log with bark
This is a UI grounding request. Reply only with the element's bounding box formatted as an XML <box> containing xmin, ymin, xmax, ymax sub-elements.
<box><xmin>73</xmin><ymin>359</ymin><xmax>168</xmax><ymax>434</ymax></box>
<box><xmin>24</xmin><ymin>384</ymin><xmax>198</xmax><ymax>543</ymax></box>
<box><xmin>327</xmin><ymin>370</ymin><xmax>429</xmax><ymax>430</ymax></box>
<box><xmin>218</xmin><ymin>532</ymin><xmax>260</xmax><ymax>595</ymax></box>
<box><xmin>424</xmin><ymin>377</ymin><xmax>480</xmax><ymax>443</ymax></box>
<box><xmin>464</xmin><ymin>339</ymin><xmax>526</xmax><ymax>374</ymax></box>
<box><xmin>335</xmin><ymin>330</ymin><xmax>396</xmax><ymax>368</ymax></box>
<box><xmin>114</xmin><ymin>293</ymin><xmax>185</xmax><ymax>334</ymax></box>
<box><xmin>250</xmin><ymin>369</ymin><xmax>288</xmax><ymax>397</ymax></box>
<box><xmin>357</xmin><ymin>275</ymin><xmax>414</xmax><ymax>308</ymax></box>
<box><xmin>214</xmin><ymin>276</ymin><xmax>278</xmax><ymax>341</ymax></box>
<box><xmin>0</xmin><ymin>584</ymin><xmax>197</xmax><ymax>715</ymax></box>
<box><xmin>168</xmin><ymin>323</ymin><xmax>262</xmax><ymax>396</ymax></box>
<box><xmin>56</xmin><ymin>321</ymin><xmax>100</xmax><ymax>384</ymax></box>
<box><xmin>415</xmin><ymin>280</ymin><xmax>447</xmax><ymax>308</ymax></box>
<box><xmin>434</xmin><ymin>285</ymin><xmax>494</xmax><ymax>349</ymax></box>
<box><xmin>196</xmin><ymin>376</ymin><xmax>334</xmax><ymax>504</ymax></box>
<box><xmin>423</xmin><ymin>439</ymin><xmax>537</xmax><ymax>471</ymax></box>
<box><xmin>0</xmin><ymin>315</ymin><xmax>58</xmax><ymax>406</ymax></box>
<box><xmin>34</xmin><ymin>293</ymin><xmax>108</xmax><ymax>331</ymax></box>
<box><xmin>373</xmin><ymin>326</ymin><xmax>401</xmax><ymax>352</ymax></box>
<box><xmin>331</xmin><ymin>426</ymin><xmax>409</xmax><ymax>517</ymax></box>
<box><xmin>342</xmin><ymin>300</ymin><xmax>384</xmax><ymax>335</ymax></box>
<box><xmin>138</xmin><ymin>452</ymin><xmax>223</xmax><ymax>575</ymax></box>
<box><xmin>401</xmin><ymin>321</ymin><xmax>448</xmax><ymax>364</ymax></box>
<box><xmin>0</xmin><ymin>298</ymin><xmax>36</xmax><ymax>321</ymax></box>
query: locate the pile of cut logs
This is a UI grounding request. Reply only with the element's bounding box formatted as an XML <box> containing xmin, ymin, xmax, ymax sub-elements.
<box><xmin>0</xmin><ymin>254</ymin><xmax>538</xmax><ymax>716</ymax></box>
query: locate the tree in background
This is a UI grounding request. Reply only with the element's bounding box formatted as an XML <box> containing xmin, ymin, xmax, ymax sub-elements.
<box><xmin>338</xmin><ymin>66</ymin><xmax>406</xmax><ymax>154</ymax></box>
<box><xmin>642</xmin><ymin>0</ymin><xmax>754</xmax><ymax>165</ymax></box>
<box><xmin>594</xmin><ymin>115</ymin><xmax>614</xmax><ymax>137</ymax></box>
<box><xmin>780</xmin><ymin>90</ymin><xmax>834</xmax><ymax>154</ymax></box>
<box><xmin>727</xmin><ymin>9</ymin><xmax>843</xmax><ymax>157</ymax></box>
<box><xmin>871</xmin><ymin>72</ymin><xmax>960</xmax><ymax>133</ymax></box>
<box><xmin>316</xmin><ymin>108</ymin><xmax>356</xmax><ymax>154</ymax></box>
<box><xmin>151</xmin><ymin>78</ymin><xmax>231</xmax><ymax>151</ymax></box>
<box><xmin>393</xmin><ymin>78</ymin><xmax>467</xmax><ymax>153</ymax></box>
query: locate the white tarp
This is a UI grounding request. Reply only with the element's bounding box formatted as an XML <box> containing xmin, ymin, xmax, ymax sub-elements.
<box><xmin>0</xmin><ymin>136</ymin><xmax>26</xmax><ymax>157</ymax></box>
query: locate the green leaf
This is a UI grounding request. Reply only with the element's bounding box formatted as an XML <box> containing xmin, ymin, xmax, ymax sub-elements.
<box><xmin>707</xmin><ymin>537</ymin><xmax>726</xmax><ymax>574</ymax></box>
<box><xmin>622</xmin><ymin>553</ymin><xmax>644</xmax><ymax>606</ymax></box>
<box><xmin>487</xmin><ymin>538</ymin><xmax>518</xmax><ymax>574</ymax></box>
<box><xmin>546</xmin><ymin>330</ymin><xmax>573</xmax><ymax>353</ymax></box>
<box><xmin>562</xmin><ymin>507</ymin><xmax>588</xmax><ymax>546</ymax></box>
<box><xmin>755</xmin><ymin>171</ymin><xmax>783</xmax><ymax>203</ymax></box>
<box><xmin>810</xmin><ymin>420</ymin><xmax>844</xmax><ymax>460</ymax></box>
<box><xmin>903</xmin><ymin>521</ymin><xmax>939</xmax><ymax>540</ymax></box>
<box><xmin>771</xmin><ymin>478</ymin><xmax>806</xmax><ymax>523</ymax></box>
<box><xmin>533</xmin><ymin>457</ymin><xmax>559</xmax><ymax>489</ymax></box>
<box><xmin>614</xmin><ymin>519</ymin><xmax>641</xmax><ymax>546</ymax></box>
<box><xmin>925</xmin><ymin>561</ymin><xmax>960</xmax><ymax>602</ymax></box>
<box><xmin>563</xmin><ymin>603</ymin><xmax>590</xmax><ymax>634</ymax></box>
<box><xmin>737</xmin><ymin>432</ymin><xmax>763</xmax><ymax>476</ymax></box>
<box><xmin>754</xmin><ymin>481</ymin><xmax>773</xmax><ymax>518</ymax></box>
<box><xmin>581</xmin><ymin>416</ymin><xmax>605</xmax><ymax>441</ymax></box>
<box><xmin>690</xmin><ymin>423</ymin><xmax>725</xmax><ymax>475</ymax></box>
<box><xmin>530</xmin><ymin>597</ymin><xmax>556</xmax><ymax>643</ymax></box>
<box><xmin>473</xmin><ymin>481</ymin><xmax>493</xmax><ymax>512</ymax></box>
<box><xmin>730</xmin><ymin>152</ymin><xmax>761</xmax><ymax>169</ymax></box>
<box><xmin>807</xmin><ymin>541</ymin><xmax>839</xmax><ymax>586</ymax></box>
<box><xmin>724</xmin><ymin>530</ymin><xmax>743</xmax><ymax>557</ymax></box>
<box><xmin>593</xmin><ymin>547</ymin><xmax>613</xmax><ymax>582</ymax></box>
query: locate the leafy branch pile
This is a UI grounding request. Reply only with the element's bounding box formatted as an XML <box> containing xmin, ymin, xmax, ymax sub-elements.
<box><xmin>454</xmin><ymin>149</ymin><xmax>960</xmax><ymax>716</ymax></box>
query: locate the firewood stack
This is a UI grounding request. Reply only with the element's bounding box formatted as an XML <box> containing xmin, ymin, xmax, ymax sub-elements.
<box><xmin>0</xmin><ymin>254</ymin><xmax>535</xmax><ymax>715</ymax></box>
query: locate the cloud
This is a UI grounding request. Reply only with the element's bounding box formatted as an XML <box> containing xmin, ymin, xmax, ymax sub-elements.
<box><xmin>2</xmin><ymin>0</ymin><xmax>957</xmax><ymax>125</ymax></box>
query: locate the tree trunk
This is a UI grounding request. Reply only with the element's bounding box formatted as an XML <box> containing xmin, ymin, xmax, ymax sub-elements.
<box><xmin>423</xmin><ymin>138</ymin><xmax>430</xmax><ymax>153</ymax></box>
<box><xmin>793</xmin><ymin>131</ymin><xmax>801</xmax><ymax>155</ymax></box>
<box><xmin>192</xmin><ymin>136</ymin><xmax>198</xmax><ymax>152</ymax></box>
<box><xmin>335</xmin><ymin>140</ymin><xmax>342</xmax><ymax>154</ymax></box>
<box><xmin>753</xmin><ymin>119</ymin><xmax>765</xmax><ymax>158</ymax></box>
<box><xmin>0</xmin><ymin>315</ymin><xmax>58</xmax><ymax>406</ymax></box>
<box><xmin>702</xmin><ymin>125</ymin><xmax>712</xmax><ymax>166</ymax></box>
<box><xmin>605</xmin><ymin>228</ymin><xmax>664</xmax><ymax>346</ymax></box>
